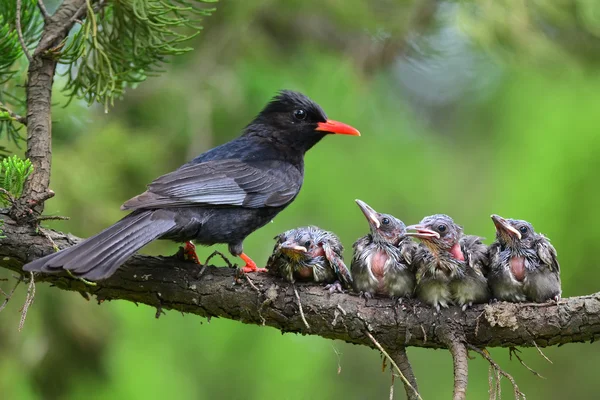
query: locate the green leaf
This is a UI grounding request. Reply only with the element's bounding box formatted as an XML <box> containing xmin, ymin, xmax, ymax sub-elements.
<box><xmin>0</xmin><ymin>155</ymin><xmax>33</xmax><ymax>206</ymax></box>
<box><xmin>60</xmin><ymin>0</ymin><xmax>217</xmax><ymax>111</ymax></box>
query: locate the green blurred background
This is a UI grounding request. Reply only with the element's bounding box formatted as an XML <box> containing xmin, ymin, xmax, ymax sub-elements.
<box><xmin>2</xmin><ymin>0</ymin><xmax>600</xmax><ymax>398</ymax></box>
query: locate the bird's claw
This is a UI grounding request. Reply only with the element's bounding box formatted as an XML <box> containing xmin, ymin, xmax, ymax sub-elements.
<box><xmin>241</xmin><ymin>266</ymin><xmax>268</xmax><ymax>273</ymax></box>
<box><xmin>324</xmin><ymin>281</ymin><xmax>344</xmax><ymax>294</ymax></box>
<box><xmin>183</xmin><ymin>241</ymin><xmax>201</xmax><ymax>264</ymax></box>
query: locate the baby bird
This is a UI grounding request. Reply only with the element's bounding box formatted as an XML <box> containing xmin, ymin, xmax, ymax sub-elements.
<box><xmin>266</xmin><ymin>226</ymin><xmax>352</xmax><ymax>291</ymax></box>
<box><xmin>407</xmin><ymin>214</ymin><xmax>489</xmax><ymax>311</ymax></box>
<box><xmin>351</xmin><ymin>200</ymin><xmax>417</xmax><ymax>300</ymax></box>
<box><xmin>488</xmin><ymin>214</ymin><xmax>561</xmax><ymax>302</ymax></box>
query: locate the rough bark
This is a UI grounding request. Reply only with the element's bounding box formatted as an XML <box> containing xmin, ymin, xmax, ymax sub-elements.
<box><xmin>1</xmin><ymin>214</ymin><xmax>600</xmax><ymax>352</ymax></box>
<box><xmin>13</xmin><ymin>0</ymin><xmax>88</xmax><ymax>220</ymax></box>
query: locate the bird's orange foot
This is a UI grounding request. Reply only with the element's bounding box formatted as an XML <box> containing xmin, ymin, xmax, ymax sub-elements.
<box><xmin>239</xmin><ymin>252</ymin><xmax>267</xmax><ymax>273</ymax></box>
<box><xmin>184</xmin><ymin>241</ymin><xmax>201</xmax><ymax>264</ymax></box>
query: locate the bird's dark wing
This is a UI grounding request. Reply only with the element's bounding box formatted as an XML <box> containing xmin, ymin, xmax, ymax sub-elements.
<box><xmin>535</xmin><ymin>235</ymin><xmax>560</xmax><ymax>273</ymax></box>
<box><xmin>122</xmin><ymin>159</ymin><xmax>301</xmax><ymax>210</ymax></box>
<box><xmin>323</xmin><ymin>242</ymin><xmax>353</xmax><ymax>285</ymax></box>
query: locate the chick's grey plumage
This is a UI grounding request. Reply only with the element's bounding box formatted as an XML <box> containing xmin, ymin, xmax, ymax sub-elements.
<box><xmin>407</xmin><ymin>214</ymin><xmax>489</xmax><ymax>311</ymax></box>
<box><xmin>266</xmin><ymin>226</ymin><xmax>352</xmax><ymax>287</ymax></box>
<box><xmin>351</xmin><ymin>200</ymin><xmax>416</xmax><ymax>299</ymax></box>
<box><xmin>451</xmin><ymin>235</ymin><xmax>490</xmax><ymax>310</ymax></box>
<box><xmin>23</xmin><ymin>91</ymin><xmax>359</xmax><ymax>281</ymax></box>
<box><xmin>489</xmin><ymin>215</ymin><xmax>561</xmax><ymax>302</ymax></box>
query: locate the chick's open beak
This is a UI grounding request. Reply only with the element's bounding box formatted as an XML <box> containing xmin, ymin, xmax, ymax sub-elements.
<box><xmin>491</xmin><ymin>214</ymin><xmax>521</xmax><ymax>240</ymax></box>
<box><xmin>279</xmin><ymin>242</ymin><xmax>308</xmax><ymax>254</ymax></box>
<box><xmin>355</xmin><ymin>199</ymin><xmax>380</xmax><ymax>229</ymax></box>
<box><xmin>405</xmin><ymin>224</ymin><xmax>441</xmax><ymax>239</ymax></box>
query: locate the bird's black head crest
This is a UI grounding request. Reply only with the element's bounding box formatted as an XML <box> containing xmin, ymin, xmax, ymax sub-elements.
<box><xmin>244</xmin><ymin>90</ymin><xmax>358</xmax><ymax>153</ymax></box>
<box><xmin>259</xmin><ymin>90</ymin><xmax>328</xmax><ymax>122</ymax></box>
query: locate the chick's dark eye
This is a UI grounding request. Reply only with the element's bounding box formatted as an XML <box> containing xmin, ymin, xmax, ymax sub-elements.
<box><xmin>304</xmin><ymin>241</ymin><xmax>311</xmax><ymax>248</ymax></box>
<box><xmin>519</xmin><ymin>226</ymin><xmax>528</xmax><ymax>234</ymax></box>
<box><xmin>293</xmin><ymin>109</ymin><xmax>307</xmax><ymax>120</ymax></box>
<box><xmin>382</xmin><ymin>218</ymin><xmax>390</xmax><ymax>225</ymax></box>
<box><xmin>438</xmin><ymin>225</ymin><xmax>447</xmax><ymax>232</ymax></box>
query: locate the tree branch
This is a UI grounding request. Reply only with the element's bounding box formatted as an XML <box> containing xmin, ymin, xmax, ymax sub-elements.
<box><xmin>442</xmin><ymin>327</ymin><xmax>468</xmax><ymax>400</ymax></box>
<box><xmin>0</xmin><ymin>102</ymin><xmax>28</xmax><ymax>125</ymax></box>
<box><xmin>1</xmin><ymin>215</ymin><xmax>600</xmax><ymax>354</ymax></box>
<box><xmin>14</xmin><ymin>0</ymin><xmax>88</xmax><ymax>221</ymax></box>
<box><xmin>16</xmin><ymin>0</ymin><xmax>33</xmax><ymax>62</ymax></box>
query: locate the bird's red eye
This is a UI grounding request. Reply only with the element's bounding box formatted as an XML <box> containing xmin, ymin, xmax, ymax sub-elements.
<box><xmin>294</xmin><ymin>109</ymin><xmax>307</xmax><ymax>120</ymax></box>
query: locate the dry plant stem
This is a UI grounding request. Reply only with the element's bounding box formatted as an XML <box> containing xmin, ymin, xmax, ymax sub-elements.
<box><xmin>509</xmin><ymin>347</ymin><xmax>544</xmax><ymax>379</ymax></box>
<box><xmin>468</xmin><ymin>344</ymin><xmax>526</xmax><ymax>400</ymax></box>
<box><xmin>365</xmin><ymin>331</ymin><xmax>423</xmax><ymax>400</ymax></box>
<box><xmin>16</xmin><ymin>0</ymin><xmax>33</xmax><ymax>62</ymax></box>
<box><xmin>532</xmin><ymin>340</ymin><xmax>553</xmax><ymax>364</ymax></box>
<box><xmin>0</xmin><ymin>277</ymin><xmax>22</xmax><ymax>312</ymax></box>
<box><xmin>389</xmin><ymin>372</ymin><xmax>395</xmax><ymax>400</ymax></box>
<box><xmin>443</xmin><ymin>329</ymin><xmax>469</xmax><ymax>400</ymax></box>
<box><xmin>391</xmin><ymin>347</ymin><xmax>420</xmax><ymax>400</ymax></box>
<box><xmin>19</xmin><ymin>272</ymin><xmax>35</xmax><ymax>331</ymax></box>
<box><xmin>17</xmin><ymin>0</ymin><xmax>88</xmax><ymax>219</ymax></box>
<box><xmin>293</xmin><ymin>283</ymin><xmax>310</xmax><ymax>330</ymax></box>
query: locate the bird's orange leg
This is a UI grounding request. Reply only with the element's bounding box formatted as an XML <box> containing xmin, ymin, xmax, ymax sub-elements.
<box><xmin>184</xmin><ymin>241</ymin><xmax>201</xmax><ymax>264</ymax></box>
<box><xmin>240</xmin><ymin>252</ymin><xmax>267</xmax><ymax>273</ymax></box>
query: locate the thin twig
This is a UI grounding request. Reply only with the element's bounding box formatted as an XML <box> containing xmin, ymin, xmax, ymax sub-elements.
<box><xmin>18</xmin><ymin>272</ymin><xmax>35</xmax><ymax>331</ymax></box>
<box><xmin>509</xmin><ymin>347</ymin><xmax>545</xmax><ymax>379</ymax></box>
<box><xmin>0</xmin><ymin>277</ymin><xmax>22</xmax><ymax>313</ymax></box>
<box><xmin>389</xmin><ymin>371</ymin><xmax>395</xmax><ymax>400</ymax></box>
<box><xmin>16</xmin><ymin>0</ymin><xmax>33</xmax><ymax>62</ymax></box>
<box><xmin>365</xmin><ymin>331</ymin><xmax>423</xmax><ymax>400</ymax></box>
<box><xmin>0</xmin><ymin>102</ymin><xmax>27</xmax><ymax>125</ymax></box>
<box><xmin>331</xmin><ymin>345</ymin><xmax>342</xmax><ymax>375</ymax></box>
<box><xmin>37</xmin><ymin>227</ymin><xmax>59</xmax><ymax>252</ymax></box>
<box><xmin>532</xmin><ymin>340</ymin><xmax>553</xmax><ymax>364</ymax></box>
<box><xmin>36</xmin><ymin>215</ymin><xmax>70</xmax><ymax>222</ymax></box>
<box><xmin>244</xmin><ymin>274</ymin><xmax>261</xmax><ymax>294</ymax></box>
<box><xmin>468</xmin><ymin>344</ymin><xmax>526</xmax><ymax>400</ymax></box>
<box><xmin>293</xmin><ymin>283</ymin><xmax>310</xmax><ymax>330</ymax></box>
<box><xmin>37</xmin><ymin>0</ymin><xmax>50</xmax><ymax>19</ymax></box>
<box><xmin>205</xmin><ymin>250</ymin><xmax>233</xmax><ymax>268</ymax></box>
<box><xmin>0</xmin><ymin>188</ymin><xmax>16</xmax><ymax>205</ymax></box>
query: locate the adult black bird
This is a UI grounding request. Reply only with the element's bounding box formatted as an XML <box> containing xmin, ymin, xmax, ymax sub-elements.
<box><xmin>406</xmin><ymin>214</ymin><xmax>489</xmax><ymax>311</ymax></box>
<box><xmin>488</xmin><ymin>214</ymin><xmax>561</xmax><ymax>302</ymax></box>
<box><xmin>265</xmin><ymin>226</ymin><xmax>352</xmax><ymax>291</ymax></box>
<box><xmin>351</xmin><ymin>200</ymin><xmax>416</xmax><ymax>299</ymax></box>
<box><xmin>24</xmin><ymin>90</ymin><xmax>360</xmax><ymax>281</ymax></box>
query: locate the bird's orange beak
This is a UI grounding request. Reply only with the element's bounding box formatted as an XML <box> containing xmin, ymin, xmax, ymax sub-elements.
<box><xmin>316</xmin><ymin>120</ymin><xmax>360</xmax><ymax>136</ymax></box>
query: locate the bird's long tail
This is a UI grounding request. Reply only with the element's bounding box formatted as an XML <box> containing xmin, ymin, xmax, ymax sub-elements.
<box><xmin>23</xmin><ymin>209</ymin><xmax>177</xmax><ymax>281</ymax></box>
